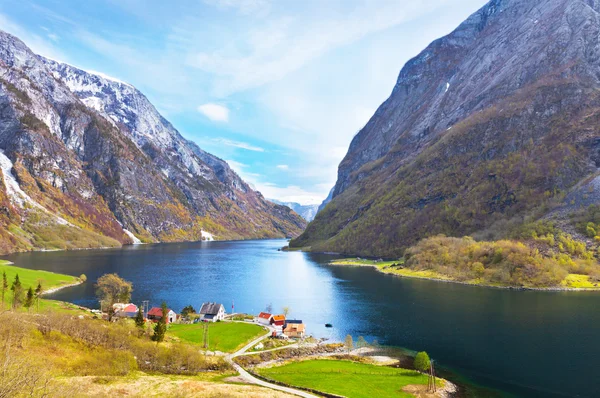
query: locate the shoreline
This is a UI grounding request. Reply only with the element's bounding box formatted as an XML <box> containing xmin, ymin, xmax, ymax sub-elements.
<box><xmin>42</xmin><ymin>279</ymin><xmax>85</xmax><ymax>296</ymax></box>
<box><xmin>0</xmin><ymin>236</ymin><xmax>293</xmax><ymax>258</ymax></box>
<box><xmin>329</xmin><ymin>260</ymin><xmax>600</xmax><ymax>292</ymax></box>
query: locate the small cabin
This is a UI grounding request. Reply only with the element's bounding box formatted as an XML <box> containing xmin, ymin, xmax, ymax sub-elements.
<box><xmin>147</xmin><ymin>307</ymin><xmax>176</xmax><ymax>324</ymax></box>
<box><xmin>257</xmin><ymin>312</ymin><xmax>273</xmax><ymax>325</ymax></box>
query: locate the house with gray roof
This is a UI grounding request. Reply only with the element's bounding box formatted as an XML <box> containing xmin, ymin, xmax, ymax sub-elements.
<box><xmin>199</xmin><ymin>302</ymin><xmax>225</xmax><ymax>322</ymax></box>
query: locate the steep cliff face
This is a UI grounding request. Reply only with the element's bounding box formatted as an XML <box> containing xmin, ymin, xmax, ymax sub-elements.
<box><xmin>293</xmin><ymin>0</ymin><xmax>600</xmax><ymax>256</ymax></box>
<box><xmin>0</xmin><ymin>31</ymin><xmax>305</xmax><ymax>254</ymax></box>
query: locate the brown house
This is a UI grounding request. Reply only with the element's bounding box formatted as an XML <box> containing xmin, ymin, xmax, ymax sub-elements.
<box><xmin>283</xmin><ymin>322</ymin><xmax>305</xmax><ymax>338</ymax></box>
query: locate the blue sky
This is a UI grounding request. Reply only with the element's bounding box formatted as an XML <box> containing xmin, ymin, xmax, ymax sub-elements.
<box><xmin>0</xmin><ymin>0</ymin><xmax>487</xmax><ymax>204</ymax></box>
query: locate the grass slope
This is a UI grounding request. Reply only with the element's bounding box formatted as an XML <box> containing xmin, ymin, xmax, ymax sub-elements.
<box><xmin>168</xmin><ymin>322</ymin><xmax>265</xmax><ymax>353</ymax></box>
<box><xmin>0</xmin><ymin>261</ymin><xmax>82</xmax><ymax>310</ymax></box>
<box><xmin>258</xmin><ymin>359</ymin><xmax>437</xmax><ymax>398</ymax></box>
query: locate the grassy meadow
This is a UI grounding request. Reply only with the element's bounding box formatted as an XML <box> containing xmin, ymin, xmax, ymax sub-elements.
<box><xmin>0</xmin><ymin>260</ymin><xmax>82</xmax><ymax>310</ymax></box>
<box><xmin>258</xmin><ymin>359</ymin><xmax>440</xmax><ymax>398</ymax></box>
<box><xmin>168</xmin><ymin>322</ymin><xmax>266</xmax><ymax>353</ymax></box>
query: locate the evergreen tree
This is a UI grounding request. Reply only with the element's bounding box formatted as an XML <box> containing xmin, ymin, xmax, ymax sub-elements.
<box><xmin>1</xmin><ymin>271</ymin><xmax>7</xmax><ymax>309</ymax></box>
<box><xmin>152</xmin><ymin>302</ymin><xmax>168</xmax><ymax>342</ymax></box>
<box><xmin>10</xmin><ymin>274</ymin><xmax>24</xmax><ymax>309</ymax></box>
<box><xmin>35</xmin><ymin>282</ymin><xmax>43</xmax><ymax>312</ymax></box>
<box><xmin>24</xmin><ymin>287</ymin><xmax>34</xmax><ymax>311</ymax></box>
<box><xmin>135</xmin><ymin>307</ymin><xmax>145</xmax><ymax>328</ymax></box>
<box><xmin>414</xmin><ymin>351</ymin><xmax>431</xmax><ymax>373</ymax></box>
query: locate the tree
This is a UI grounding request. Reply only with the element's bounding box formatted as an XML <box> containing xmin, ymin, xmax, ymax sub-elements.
<box><xmin>265</xmin><ymin>303</ymin><xmax>273</xmax><ymax>313</ymax></box>
<box><xmin>152</xmin><ymin>302</ymin><xmax>168</xmax><ymax>343</ymax></box>
<box><xmin>414</xmin><ymin>351</ymin><xmax>431</xmax><ymax>373</ymax></box>
<box><xmin>135</xmin><ymin>307</ymin><xmax>145</xmax><ymax>328</ymax></box>
<box><xmin>282</xmin><ymin>306</ymin><xmax>290</xmax><ymax>317</ymax></box>
<box><xmin>24</xmin><ymin>287</ymin><xmax>34</xmax><ymax>311</ymax></box>
<box><xmin>344</xmin><ymin>334</ymin><xmax>354</xmax><ymax>354</ymax></box>
<box><xmin>95</xmin><ymin>273</ymin><xmax>133</xmax><ymax>321</ymax></box>
<box><xmin>181</xmin><ymin>305</ymin><xmax>196</xmax><ymax>318</ymax></box>
<box><xmin>1</xmin><ymin>271</ymin><xmax>7</xmax><ymax>309</ymax></box>
<box><xmin>356</xmin><ymin>336</ymin><xmax>368</xmax><ymax>354</ymax></box>
<box><xmin>34</xmin><ymin>282</ymin><xmax>43</xmax><ymax>312</ymax></box>
<box><xmin>10</xmin><ymin>274</ymin><xmax>24</xmax><ymax>310</ymax></box>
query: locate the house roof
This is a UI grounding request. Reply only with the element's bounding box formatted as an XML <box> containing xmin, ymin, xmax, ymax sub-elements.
<box><xmin>200</xmin><ymin>302</ymin><xmax>224</xmax><ymax>315</ymax></box>
<box><xmin>284</xmin><ymin>323</ymin><xmax>306</xmax><ymax>332</ymax></box>
<box><xmin>285</xmin><ymin>319</ymin><xmax>302</xmax><ymax>324</ymax></box>
<box><xmin>272</xmin><ymin>314</ymin><xmax>286</xmax><ymax>322</ymax></box>
<box><xmin>123</xmin><ymin>304</ymin><xmax>138</xmax><ymax>313</ymax></box>
<box><xmin>258</xmin><ymin>312</ymin><xmax>272</xmax><ymax>319</ymax></box>
<box><xmin>148</xmin><ymin>307</ymin><xmax>173</xmax><ymax>317</ymax></box>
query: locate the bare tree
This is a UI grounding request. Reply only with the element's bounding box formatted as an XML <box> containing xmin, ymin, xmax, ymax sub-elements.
<box><xmin>265</xmin><ymin>303</ymin><xmax>273</xmax><ymax>313</ymax></box>
<box><xmin>344</xmin><ymin>334</ymin><xmax>354</xmax><ymax>355</ymax></box>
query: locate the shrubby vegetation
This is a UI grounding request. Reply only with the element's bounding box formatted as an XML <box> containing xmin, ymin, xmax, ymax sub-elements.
<box><xmin>405</xmin><ymin>230</ymin><xmax>600</xmax><ymax>287</ymax></box>
<box><xmin>0</xmin><ymin>310</ymin><xmax>228</xmax><ymax>391</ymax></box>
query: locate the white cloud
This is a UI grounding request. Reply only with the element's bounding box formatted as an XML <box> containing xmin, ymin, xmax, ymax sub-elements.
<box><xmin>186</xmin><ymin>1</ymin><xmax>453</xmax><ymax>96</ymax></box>
<box><xmin>254</xmin><ymin>184</ymin><xmax>325</xmax><ymax>205</ymax></box>
<box><xmin>276</xmin><ymin>164</ymin><xmax>289</xmax><ymax>170</ymax></box>
<box><xmin>213</xmin><ymin>138</ymin><xmax>264</xmax><ymax>152</ymax></box>
<box><xmin>198</xmin><ymin>103</ymin><xmax>230</xmax><ymax>122</ymax></box>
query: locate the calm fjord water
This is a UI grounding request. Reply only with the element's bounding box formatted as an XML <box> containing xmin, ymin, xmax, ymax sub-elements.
<box><xmin>2</xmin><ymin>239</ymin><xmax>598</xmax><ymax>397</ymax></box>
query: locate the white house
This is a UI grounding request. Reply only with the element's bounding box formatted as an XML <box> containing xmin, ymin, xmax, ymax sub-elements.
<box><xmin>257</xmin><ymin>312</ymin><xmax>273</xmax><ymax>325</ymax></box>
<box><xmin>199</xmin><ymin>302</ymin><xmax>225</xmax><ymax>322</ymax></box>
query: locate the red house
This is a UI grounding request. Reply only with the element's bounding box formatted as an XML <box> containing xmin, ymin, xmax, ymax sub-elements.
<box><xmin>147</xmin><ymin>307</ymin><xmax>176</xmax><ymax>324</ymax></box>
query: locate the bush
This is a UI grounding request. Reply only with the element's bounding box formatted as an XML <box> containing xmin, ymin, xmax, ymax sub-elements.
<box><xmin>403</xmin><ymin>235</ymin><xmax>596</xmax><ymax>287</ymax></box>
<box><xmin>414</xmin><ymin>351</ymin><xmax>430</xmax><ymax>373</ymax></box>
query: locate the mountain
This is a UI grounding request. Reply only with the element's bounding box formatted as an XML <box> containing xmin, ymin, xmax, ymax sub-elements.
<box><xmin>269</xmin><ymin>199</ymin><xmax>319</xmax><ymax>222</ymax></box>
<box><xmin>0</xmin><ymin>30</ymin><xmax>305</xmax><ymax>254</ymax></box>
<box><xmin>292</xmin><ymin>0</ymin><xmax>600</xmax><ymax>257</ymax></box>
<box><xmin>317</xmin><ymin>187</ymin><xmax>334</xmax><ymax>214</ymax></box>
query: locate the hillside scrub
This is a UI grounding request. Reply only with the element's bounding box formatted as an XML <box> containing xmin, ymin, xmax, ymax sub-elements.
<box><xmin>404</xmin><ymin>234</ymin><xmax>600</xmax><ymax>287</ymax></box>
<box><xmin>1</xmin><ymin>310</ymin><xmax>228</xmax><ymax>391</ymax></box>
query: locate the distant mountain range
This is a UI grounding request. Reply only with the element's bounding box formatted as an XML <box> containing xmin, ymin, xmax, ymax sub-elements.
<box><xmin>0</xmin><ymin>30</ymin><xmax>305</xmax><ymax>254</ymax></box>
<box><xmin>293</xmin><ymin>0</ymin><xmax>600</xmax><ymax>257</ymax></box>
<box><xmin>269</xmin><ymin>199</ymin><xmax>319</xmax><ymax>222</ymax></box>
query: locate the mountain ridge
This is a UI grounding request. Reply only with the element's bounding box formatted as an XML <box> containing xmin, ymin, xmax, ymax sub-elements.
<box><xmin>0</xmin><ymin>30</ymin><xmax>305</xmax><ymax>254</ymax></box>
<box><xmin>293</xmin><ymin>0</ymin><xmax>600</xmax><ymax>257</ymax></box>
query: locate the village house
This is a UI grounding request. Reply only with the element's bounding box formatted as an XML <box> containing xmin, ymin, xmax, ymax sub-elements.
<box><xmin>147</xmin><ymin>307</ymin><xmax>177</xmax><ymax>324</ymax></box>
<box><xmin>283</xmin><ymin>321</ymin><xmax>305</xmax><ymax>338</ymax></box>
<box><xmin>115</xmin><ymin>303</ymin><xmax>138</xmax><ymax>318</ymax></box>
<box><xmin>271</xmin><ymin>314</ymin><xmax>286</xmax><ymax>329</ymax></box>
<box><xmin>257</xmin><ymin>312</ymin><xmax>273</xmax><ymax>325</ymax></box>
<box><xmin>199</xmin><ymin>302</ymin><xmax>225</xmax><ymax>322</ymax></box>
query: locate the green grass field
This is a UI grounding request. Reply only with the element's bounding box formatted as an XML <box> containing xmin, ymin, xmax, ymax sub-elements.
<box><xmin>258</xmin><ymin>359</ymin><xmax>438</xmax><ymax>398</ymax></box>
<box><xmin>0</xmin><ymin>260</ymin><xmax>81</xmax><ymax>310</ymax></box>
<box><xmin>330</xmin><ymin>259</ymin><xmax>452</xmax><ymax>280</ymax></box>
<box><xmin>168</xmin><ymin>321</ymin><xmax>266</xmax><ymax>353</ymax></box>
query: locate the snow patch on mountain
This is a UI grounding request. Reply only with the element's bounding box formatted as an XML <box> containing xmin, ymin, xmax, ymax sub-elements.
<box><xmin>0</xmin><ymin>150</ymin><xmax>71</xmax><ymax>226</ymax></box>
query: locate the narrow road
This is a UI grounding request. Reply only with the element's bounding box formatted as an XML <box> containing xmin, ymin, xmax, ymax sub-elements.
<box><xmin>225</xmin><ymin>325</ymin><xmax>319</xmax><ymax>398</ymax></box>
